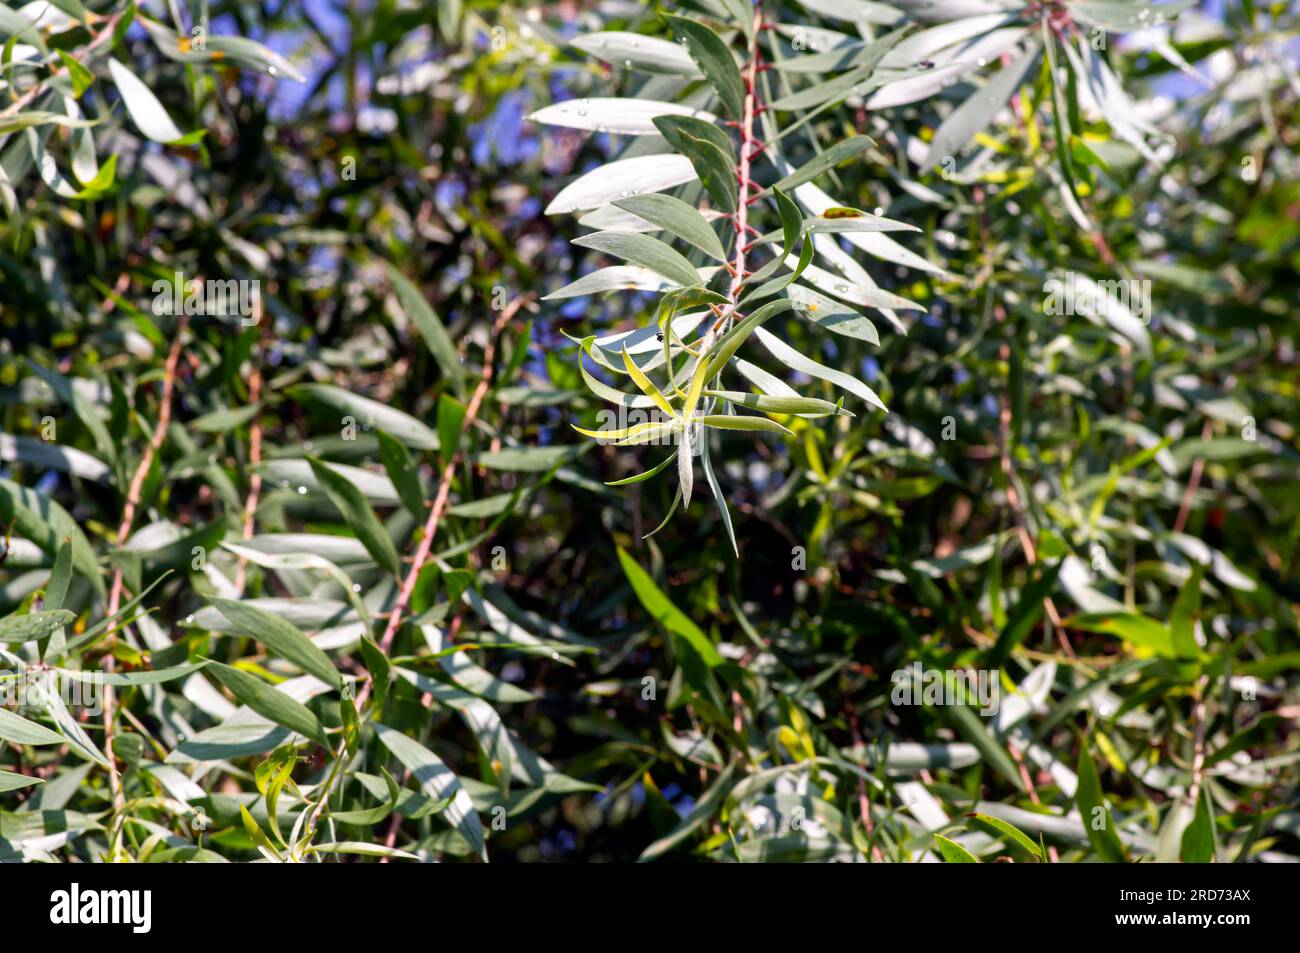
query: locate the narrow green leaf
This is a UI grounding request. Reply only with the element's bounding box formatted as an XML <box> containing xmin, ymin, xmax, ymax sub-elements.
<box><xmin>1074</xmin><ymin>742</ymin><xmax>1128</xmax><ymax>863</ymax></box>
<box><xmin>0</xmin><ymin>609</ymin><xmax>76</xmax><ymax>644</ymax></box>
<box><xmin>1170</xmin><ymin>563</ymin><xmax>1205</xmax><ymax>660</ymax></box>
<box><xmin>384</xmin><ymin>262</ymin><xmax>464</xmax><ymax>393</ymax></box>
<box><xmin>573</xmin><ymin>230</ymin><xmax>703</xmax><ymax>287</ymax></box>
<box><xmin>286</xmin><ymin>383</ymin><xmax>440</xmax><ymax>450</ymax></box>
<box><xmin>359</xmin><ymin>636</ymin><xmax>392</xmax><ymax>707</ymax></box>
<box><xmin>307</xmin><ymin>456</ymin><xmax>403</xmax><ymax>578</ymax></box>
<box><xmin>206</xmin><ymin>661</ymin><xmax>328</xmax><ymax>745</ymax></box>
<box><xmin>935</xmin><ymin>833</ymin><xmax>980</xmax><ymax>862</ymax></box>
<box><xmin>613</xmin><ymin>192</ymin><xmax>727</xmax><ymax>261</ymax></box>
<box><xmin>922</xmin><ymin>42</ymin><xmax>1042</xmax><ymax>172</ymax></box>
<box><xmin>1180</xmin><ymin>789</ymin><xmax>1216</xmax><ymax>863</ymax></box>
<box><xmin>377</xmin><ymin>430</ymin><xmax>427</xmax><ymax>519</ymax></box>
<box><xmin>665</xmin><ymin>16</ymin><xmax>745</xmax><ymax>119</ymax></box>
<box><xmin>697</xmin><ymin>414</ymin><xmax>795</xmax><ymax>436</ymax></box>
<box><xmin>704</xmin><ymin>390</ymin><xmax>851</xmax><ymax>417</ymax></box>
<box><xmin>989</xmin><ymin>561</ymin><xmax>1061</xmax><ymax>667</ymax></box>
<box><xmin>374</xmin><ymin>722</ymin><xmax>487</xmax><ymax>861</ymax></box>
<box><xmin>0</xmin><ymin>770</ymin><xmax>43</xmax><ymax>792</ymax></box>
<box><xmin>210</xmin><ymin>598</ymin><xmax>341</xmax><ymax>689</ymax></box>
<box><xmin>617</xmin><ymin>548</ymin><xmax>722</xmax><ymax>667</ymax></box>
<box><xmin>0</xmin><ymin>708</ymin><xmax>66</xmax><ymax>746</ymax></box>
<box><xmin>967</xmin><ymin>812</ymin><xmax>1044</xmax><ymax>861</ymax></box>
<box><xmin>771</xmin><ymin>135</ymin><xmax>875</xmax><ymax>192</ymax></box>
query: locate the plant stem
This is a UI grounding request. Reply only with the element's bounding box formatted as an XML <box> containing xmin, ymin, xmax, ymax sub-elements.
<box><xmin>302</xmin><ymin>294</ymin><xmax>531</xmax><ymax>848</ymax></box>
<box><xmin>689</xmin><ymin>7</ymin><xmax>765</xmax><ymax>389</ymax></box>
<box><xmin>102</xmin><ymin>313</ymin><xmax>189</xmax><ymax>859</ymax></box>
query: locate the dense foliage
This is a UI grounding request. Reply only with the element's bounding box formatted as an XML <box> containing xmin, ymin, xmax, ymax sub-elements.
<box><xmin>0</xmin><ymin>0</ymin><xmax>1297</xmax><ymax>863</ymax></box>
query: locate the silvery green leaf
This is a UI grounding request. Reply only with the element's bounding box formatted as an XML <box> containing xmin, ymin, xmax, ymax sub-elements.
<box><xmin>613</xmin><ymin>193</ymin><xmax>727</xmax><ymax>261</ymax></box>
<box><xmin>108</xmin><ymin>58</ymin><xmax>185</xmax><ymax>143</ymax></box>
<box><xmin>440</xmin><ymin>649</ymin><xmax>536</xmax><ymax>704</ymax></box>
<box><xmin>699</xmin><ymin>432</ymin><xmax>736</xmax><ymax>557</ymax></box>
<box><xmin>529</xmin><ymin>99</ymin><xmax>716</xmax><ymax>136</ymax></box>
<box><xmin>0</xmin><ymin>609</ymin><xmax>75</xmax><ymax>643</ymax></box>
<box><xmin>384</xmin><ymin>263</ymin><xmax>465</xmax><ymax>393</ymax></box>
<box><xmin>793</xmin><ymin>260</ymin><xmax>925</xmax><ymax>312</ymax></box>
<box><xmin>1049</xmin><ymin>272</ymin><xmax>1152</xmax><ymax>356</ymax></box>
<box><xmin>0</xmin><ymin>6</ymin><xmax>47</xmax><ymax>51</ymax></box>
<box><xmin>868</xmin><ymin>28</ymin><xmax>1029</xmax><ymax>108</ymax></box>
<box><xmin>396</xmin><ymin>663</ymin><xmax>515</xmax><ymax>795</ymax></box>
<box><xmin>0</xmin><ymin>707</ymin><xmax>65</xmax><ymax>746</ymax></box>
<box><xmin>888</xmin><ymin>0</ymin><xmax>1022</xmax><ymax>21</ymax></box>
<box><xmin>773</xmin><ymin>22</ymin><xmax>859</xmax><ymax>53</ymax></box>
<box><xmin>698</xmin><ymin>414</ymin><xmax>796</xmax><ymax>436</ymax></box>
<box><xmin>797</xmin><ymin>0</ymin><xmax>904</xmax><ymax>24</ymax></box>
<box><xmin>922</xmin><ymin>40</ymin><xmax>1042</xmax><ymax>172</ymax></box>
<box><xmin>59</xmin><ymin>662</ymin><xmax>210</xmax><ymax>687</ymax></box>
<box><xmin>572</xmin><ymin>230</ymin><xmax>704</xmax><ymax>287</ymax></box>
<box><xmin>475</xmin><ymin>446</ymin><xmax>583</xmax><ymax>472</ymax></box>
<box><xmin>881</xmin><ymin>14</ymin><xmax>1021</xmax><ymax>67</ymax></box>
<box><xmin>803</xmin><ymin>211</ymin><xmax>920</xmax><ymax>234</ymax></box>
<box><xmin>235</xmin><ymin>534</ymin><xmax>370</xmax><ymax>564</ymax></box>
<box><xmin>206</xmin><ymin>662</ymin><xmax>328</xmax><ymax>745</ymax></box>
<box><xmin>1070</xmin><ymin>0</ymin><xmax>1193</xmax><ymax>32</ymax></box>
<box><xmin>703</xmin><ymin>300</ymin><xmax>796</xmax><ymax>380</ymax></box>
<box><xmin>788</xmin><ymin>284</ymin><xmax>880</xmax><ymax>343</ymax></box>
<box><xmin>375</xmin><ymin>722</ymin><xmax>487</xmax><ymax>861</ymax></box>
<box><xmin>770</xmin><ymin>62</ymin><xmax>904</xmax><ymax>111</ymax></box>
<box><xmin>203</xmin><ymin>35</ymin><xmax>307</xmax><ymax>83</ymax></box>
<box><xmin>571</xmin><ymin>31</ymin><xmax>703</xmax><ymax>76</ymax></box>
<box><xmin>773</xmin><ymin>26</ymin><xmax>910</xmax><ymax>74</ymax></box>
<box><xmin>257</xmin><ymin>459</ymin><xmax>400</xmax><ymax>506</ymax></box>
<box><xmin>753</xmin><ymin>326</ymin><xmax>888</xmax><ymax>411</ymax></box>
<box><xmin>734</xmin><ymin>359</ymin><xmax>823</xmax><ymax>411</ymax></box>
<box><xmin>44</xmin><ymin>689</ymin><xmax>110</xmax><ymax>767</ymax></box>
<box><xmin>545</xmin><ymin>154</ymin><xmax>698</xmax><ymax>215</ymax></box>
<box><xmin>771</xmin><ymin>135</ymin><xmax>875</xmax><ymax>192</ymax></box>
<box><xmin>578</xmin><ymin>205</ymin><xmax>660</xmax><ymax>232</ymax></box>
<box><xmin>597</xmin><ymin>312</ymin><xmax>707</xmax><ymax>355</ymax></box>
<box><xmin>286</xmin><ymin>383</ymin><xmax>440</xmax><ymax>450</ymax></box>
<box><xmin>209</xmin><ymin>598</ymin><xmax>341</xmax><ymax>689</ymax></box>
<box><xmin>0</xmin><ymin>433</ymin><xmax>109</xmax><ymax>483</ymax></box>
<box><xmin>191</xmin><ymin>595</ymin><xmax>355</xmax><ymax>633</ymax></box>
<box><xmin>794</xmin><ymin>182</ymin><xmax>948</xmax><ymax>275</ymax></box>
<box><xmin>0</xmin><ymin>771</ymin><xmax>42</xmax><ymax>792</ymax></box>
<box><xmin>543</xmin><ymin>265</ymin><xmax>677</xmax><ymax>299</ymax></box>
<box><xmin>653</xmin><ymin>116</ymin><xmax>738</xmax><ymax>213</ymax></box>
<box><xmin>677</xmin><ymin>442</ymin><xmax>695</xmax><ymax>507</ymax></box>
<box><xmin>664</xmin><ymin>16</ymin><xmax>745</xmax><ymax>119</ymax></box>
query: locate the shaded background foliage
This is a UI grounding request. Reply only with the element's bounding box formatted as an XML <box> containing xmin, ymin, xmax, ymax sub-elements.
<box><xmin>0</xmin><ymin>0</ymin><xmax>1297</xmax><ymax>862</ymax></box>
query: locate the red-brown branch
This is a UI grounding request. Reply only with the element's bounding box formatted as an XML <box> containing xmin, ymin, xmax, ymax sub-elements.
<box><xmin>102</xmin><ymin>313</ymin><xmax>190</xmax><ymax>857</ymax></box>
